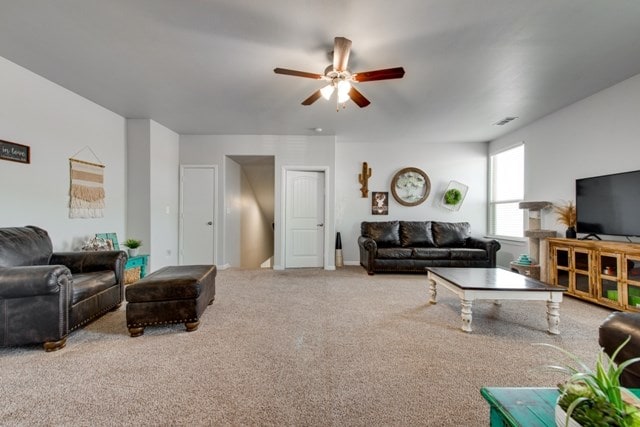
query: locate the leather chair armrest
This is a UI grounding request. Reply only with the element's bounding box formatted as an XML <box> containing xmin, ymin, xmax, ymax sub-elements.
<box><xmin>358</xmin><ymin>236</ymin><xmax>377</xmax><ymax>275</ymax></box>
<box><xmin>0</xmin><ymin>265</ymin><xmax>71</xmax><ymax>298</ymax></box>
<box><xmin>358</xmin><ymin>236</ymin><xmax>377</xmax><ymax>252</ymax></box>
<box><xmin>599</xmin><ymin>312</ymin><xmax>640</xmax><ymax>388</ymax></box>
<box><xmin>465</xmin><ymin>236</ymin><xmax>501</xmax><ymax>252</ymax></box>
<box><xmin>465</xmin><ymin>237</ymin><xmax>501</xmax><ymax>267</ymax></box>
<box><xmin>51</xmin><ymin>250</ymin><xmax>128</xmax><ymax>274</ymax></box>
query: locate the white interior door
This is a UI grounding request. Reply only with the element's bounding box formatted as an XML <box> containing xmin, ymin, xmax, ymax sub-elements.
<box><xmin>180</xmin><ymin>166</ymin><xmax>215</xmax><ymax>265</ymax></box>
<box><xmin>285</xmin><ymin>170</ymin><xmax>324</xmax><ymax>268</ymax></box>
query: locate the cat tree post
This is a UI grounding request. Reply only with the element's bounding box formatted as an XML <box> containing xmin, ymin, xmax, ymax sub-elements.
<box><xmin>511</xmin><ymin>201</ymin><xmax>557</xmax><ymax>280</ymax></box>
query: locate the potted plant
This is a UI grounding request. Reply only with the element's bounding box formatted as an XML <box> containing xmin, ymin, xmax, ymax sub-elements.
<box><xmin>123</xmin><ymin>238</ymin><xmax>142</xmax><ymax>257</ymax></box>
<box><xmin>537</xmin><ymin>338</ymin><xmax>640</xmax><ymax>426</ymax></box>
<box><xmin>554</xmin><ymin>201</ymin><xmax>577</xmax><ymax>238</ymax></box>
<box><xmin>444</xmin><ymin>188</ymin><xmax>463</xmax><ymax>205</ymax></box>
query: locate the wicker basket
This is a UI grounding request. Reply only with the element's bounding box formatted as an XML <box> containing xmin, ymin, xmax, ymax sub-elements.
<box><xmin>124</xmin><ymin>267</ymin><xmax>141</xmax><ymax>285</ymax></box>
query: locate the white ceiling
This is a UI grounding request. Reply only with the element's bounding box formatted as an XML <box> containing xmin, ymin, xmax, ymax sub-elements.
<box><xmin>2</xmin><ymin>1</ymin><xmax>640</xmax><ymax>143</ymax></box>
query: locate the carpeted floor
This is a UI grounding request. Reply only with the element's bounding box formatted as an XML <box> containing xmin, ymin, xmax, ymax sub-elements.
<box><xmin>0</xmin><ymin>267</ymin><xmax>613</xmax><ymax>426</ymax></box>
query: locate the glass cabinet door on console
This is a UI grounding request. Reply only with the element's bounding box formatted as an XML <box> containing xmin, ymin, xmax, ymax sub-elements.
<box><xmin>551</xmin><ymin>246</ymin><xmax>570</xmax><ymax>288</ymax></box>
<box><xmin>597</xmin><ymin>251</ymin><xmax>622</xmax><ymax>309</ymax></box>
<box><xmin>572</xmin><ymin>248</ymin><xmax>592</xmax><ymax>297</ymax></box>
<box><xmin>626</xmin><ymin>255</ymin><xmax>640</xmax><ymax>311</ymax></box>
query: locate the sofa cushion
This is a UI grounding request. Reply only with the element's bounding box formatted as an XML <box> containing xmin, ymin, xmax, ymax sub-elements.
<box><xmin>450</xmin><ymin>249</ymin><xmax>487</xmax><ymax>260</ymax></box>
<box><xmin>432</xmin><ymin>222</ymin><xmax>470</xmax><ymax>247</ymax></box>
<box><xmin>376</xmin><ymin>248</ymin><xmax>413</xmax><ymax>259</ymax></box>
<box><xmin>71</xmin><ymin>271</ymin><xmax>117</xmax><ymax>305</ymax></box>
<box><xmin>412</xmin><ymin>248</ymin><xmax>451</xmax><ymax>260</ymax></box>
<box><xmin>400</xmin><ymin>221</ymin><xmax>436</xmax><ymax>248</ymax></box>
<box><xmin>361</xmin><ymin>221</ymin><xmax>401</xmax><ymax>248</ymax></box>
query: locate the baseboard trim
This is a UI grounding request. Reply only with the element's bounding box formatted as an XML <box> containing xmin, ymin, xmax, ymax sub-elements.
<box><xmin>344</xmin><ymin>261</ymin><xmax>359</xmax><ymax>266</ymax></box>
<box><xmin>218</xmin><ymin>263</ymin><xmax>231</xmax><ymax>270</ymax></box>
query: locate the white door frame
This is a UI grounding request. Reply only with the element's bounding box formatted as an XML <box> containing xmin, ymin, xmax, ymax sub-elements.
<box><xmin>179</xmin><ymin>164</ymin><xmax>219</xmax><ymax>266</ymax></box>
<box><xmin>280</xmin><ymin>165</ymin><xmax>332</xmax><ymax>270</ymax></box>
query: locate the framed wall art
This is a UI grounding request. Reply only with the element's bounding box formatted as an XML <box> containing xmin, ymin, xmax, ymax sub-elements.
<box><xmin>390</xmin><ymin>167</ymin><xmax>430</xmax><ymax>206</ymax></box>
<box><xmin>0</xmin><ymin>139</ymin><xmax>30</xmax><ymax>164</ymax></box>
<box><xmin>441</xmin><ymin>180</ymin><xmax>468</xmax><ymax>211</ymax></box>
<box><xmin>371</xmin><ymin>191</ymin><xmax>389</xmax><ymax>215</ymax></box>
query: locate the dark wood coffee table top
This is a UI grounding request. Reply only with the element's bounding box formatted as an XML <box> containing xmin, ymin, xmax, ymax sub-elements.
<box><xmin>426</xmin><ymin>267</ymin><xmax>566</xmax><ymax>292</ymax></box>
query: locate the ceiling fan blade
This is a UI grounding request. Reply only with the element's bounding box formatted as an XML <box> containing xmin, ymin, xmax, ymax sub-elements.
<box><xmin>274</xmin><ymin>68</ymin><xmax>323</xmax><ymax>79</ymax></box>
<box><xmin>353</xmin><ymin>67</ymin><xmax>405</xmax><ymax>82</ymax></box>
<box><xmin>333</xmin><ymin>37</ymin><xmax>352</xmax><ymax>72</ymax></box>
<box><xmin>301</xmin><ymin>89</ymin><xmax>322</xmax><ymax>106</ymax></box>
<box><xmin>348</xmin><ymin>87</ymin><xmax>371</xmax><ymax>108</ymax></box>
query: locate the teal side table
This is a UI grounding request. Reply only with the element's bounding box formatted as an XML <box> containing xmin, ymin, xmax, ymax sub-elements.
<box><xmin>481</xmin><ymin>387</ymin><xmax>557</xmax><ymax>427</ymax></box>
<box><xmin>481</xmin><ymin>387</ymin><xmax>640</xmax><ymax>427</ymax></box>
<box><xmin>125</xmin><ymin>254</ymin><xmax>149</xmax><ymax>278</ymax></box>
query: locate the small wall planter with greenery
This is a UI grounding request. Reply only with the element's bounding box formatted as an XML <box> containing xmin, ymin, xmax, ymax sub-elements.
<box><xmin>441</xmin><ymin>180</ymin><xmax>468</xmax><ymax>211</ymax></box>
<box><xmin>444</xmin><ymin>188</ymin><xmax>462</xmax><ymax>205</ymax></box>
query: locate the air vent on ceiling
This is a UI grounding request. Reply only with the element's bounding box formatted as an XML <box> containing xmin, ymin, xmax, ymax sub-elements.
<box><xmin>494</xmin><ymin>116</ymin><xmax>518</xmax><ymax>126</ymax></box>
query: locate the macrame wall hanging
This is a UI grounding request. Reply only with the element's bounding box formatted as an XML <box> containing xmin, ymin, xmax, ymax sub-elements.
<box><xmin>69</xmin><ymin>146</ymin><xmax>105</xmax><ymax>218</ymax></box>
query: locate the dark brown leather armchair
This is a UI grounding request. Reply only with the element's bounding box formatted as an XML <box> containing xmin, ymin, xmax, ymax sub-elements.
<box><xmin>0</xmin><ymin>226</ymin><xmax>127</xmax><ymax>351</ymax></box>
<box><xmin>599</xmin><ymin>311</ymin><xmax>640</xmax><ymax>387</ymax></box>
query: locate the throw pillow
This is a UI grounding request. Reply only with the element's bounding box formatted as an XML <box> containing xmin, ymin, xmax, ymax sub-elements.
<box><xmin>432</xmin><ymin>222</ymin><xmax>470</xmax><ymax>247</ymax></box>
<box><xmin>399</xmin><ymin>221</ymin><xmax>436</xmax><ymax>247</ymax></box>
<box><xmin>361</xmin><ymin>221</ymin><xmax>401</xmax><ymax>247</ymax></box>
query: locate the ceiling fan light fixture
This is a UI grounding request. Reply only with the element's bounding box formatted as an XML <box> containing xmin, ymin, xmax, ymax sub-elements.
<box><xmin>337</xmin><ymin>79</ymin><xmax>351</xmax><ymax>96</ymax></box>
<box><xmin>320</xmin><ymin>84</ymin><xmax>335</xmax><ymax>100</ymax></box>
<box><xmin>337</xmin><ymin>90</ymin><xmax>351</xmax><ymax>104</ymax></box>
<box><xmin>274</xmin><ymin>36</ymin><xmax>405</xmax><ymax>109</ymax></box>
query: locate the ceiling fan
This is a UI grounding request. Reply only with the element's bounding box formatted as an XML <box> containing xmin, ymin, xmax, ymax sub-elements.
<box><xmin>274</xmin><ymin>36</ymin><xmax>405</xmax><ymax>110</ymax></box>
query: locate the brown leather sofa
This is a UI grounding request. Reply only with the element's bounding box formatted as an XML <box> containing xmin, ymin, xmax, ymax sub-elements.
<box><xmin>358</xmin><ymin>221</ymin><xmax>501</xmax><ymax>275</ymax></box>
<box><xmin>0</xmin><ymin>226</ymin><xmax>127</xmax><ymax>351</ymax></box>
<box><xmin>599</xmin><ymin>311</ymin><xmax>640</xmax><ymax>387</ymax></box>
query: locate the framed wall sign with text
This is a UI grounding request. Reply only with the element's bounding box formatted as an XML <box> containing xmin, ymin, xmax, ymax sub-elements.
<box><xmin>0</xmin><ymin>140</ymin><xmax>30</xmax><ymax>164</ymax></box>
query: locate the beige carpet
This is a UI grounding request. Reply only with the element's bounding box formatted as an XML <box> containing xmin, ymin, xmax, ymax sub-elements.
<box><xmin>0</xmin><ymin>267</ymin><xmax>613</xmax><ymax>426</ymax></box>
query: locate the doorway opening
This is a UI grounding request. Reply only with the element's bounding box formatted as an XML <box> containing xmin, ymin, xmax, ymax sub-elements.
<box><xmin>227</xmin><ymin>155</ymin><xmax>275</xmax><ymax>269</ymax></box>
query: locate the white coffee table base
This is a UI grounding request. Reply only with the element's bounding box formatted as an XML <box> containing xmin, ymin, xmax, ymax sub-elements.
<box><xmin>428</xmin><ymin>271</ymin><xmax>563</xmax><ymax>334</ymax></box>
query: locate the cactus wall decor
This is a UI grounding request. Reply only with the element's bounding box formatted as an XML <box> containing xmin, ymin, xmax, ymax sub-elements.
<box><xmin>358</xmin><ymin>162</ymin><xmax>372</xmax><ymax>197</ymax></box>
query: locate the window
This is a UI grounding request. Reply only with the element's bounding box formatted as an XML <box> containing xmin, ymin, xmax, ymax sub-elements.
<box><xmin>489</xmin><ymin>144</ymin><xmax>524</xmax><ymax>238</ymax></box>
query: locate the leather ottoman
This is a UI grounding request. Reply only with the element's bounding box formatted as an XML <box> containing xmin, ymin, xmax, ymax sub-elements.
<box><xmin>125</xmin><ymin>265</ymin><xmax>216</xmax><ymax>337</ymax></box>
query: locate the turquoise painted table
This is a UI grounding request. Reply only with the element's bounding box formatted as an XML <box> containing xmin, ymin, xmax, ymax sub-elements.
<box><xmin>481</xmin><ymin>387</ymin><xmax>640</xmax><ymax>426</ymax></box>
<box><xmin>125</xmin><ymin>254</ymin><xmax>149</xmax><ymax>278</ymax></box>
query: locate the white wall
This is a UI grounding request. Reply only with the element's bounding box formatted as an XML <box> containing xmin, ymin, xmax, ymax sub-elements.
<box><xmin>0</xmin><ymin>56</ymin><xmax>126</xmax><ymax>250</ymax></box>
<box><xmin>126</xmin><ymin>120</ymin><xmax>151</xmax><ymax>252</ymax></box>
<box><xmin>225</xmin><ymin>157</ymin><xmax>242</xmax><ymax>267</ymax></box>
<box><xmin>127</xmin><ymin>119</ymin><xmax>179</xmax><ymax>272</ymax></box>
<box><xmin>490</xmin><ymin>72</ymin><xmax>640</xmax><ymax>266</ymax></box>
<box><xmin>149</xmin><ymin>121</ymin><xmax>180</xmax><ymax>270</ymax></box>
<box><xmin>335</xmin><ymin>140</ymin><xmax>489</xmax><ymax>264</ymax></box>
<box><xmin>180</xmin><ymin>135</ymin><xmax>336</xmax><ymax>269</ymax></box>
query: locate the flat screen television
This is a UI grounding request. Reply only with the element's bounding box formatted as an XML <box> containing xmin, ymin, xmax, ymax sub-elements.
<box><xmin>576</xmin><ymin>169</ymin><xmax>640</xmax><ymax>238</ymax></box>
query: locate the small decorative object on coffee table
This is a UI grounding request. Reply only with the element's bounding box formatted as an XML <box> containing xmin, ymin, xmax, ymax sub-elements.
<box><xmin>426</xmin><ymin>267</ymin><xmax>566</xmax><ymax>334</ymax></box>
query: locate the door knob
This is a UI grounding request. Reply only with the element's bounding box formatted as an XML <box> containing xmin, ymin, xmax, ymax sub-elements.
<box><xmin>317</xmin><ymin>223</ymin><xmax>324</xmax><ymax>227</ymax></box>
<box><xmin>207</xmin><ymin>221</ymin><xmax>213</xmax><ymax>225</ymax></box>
